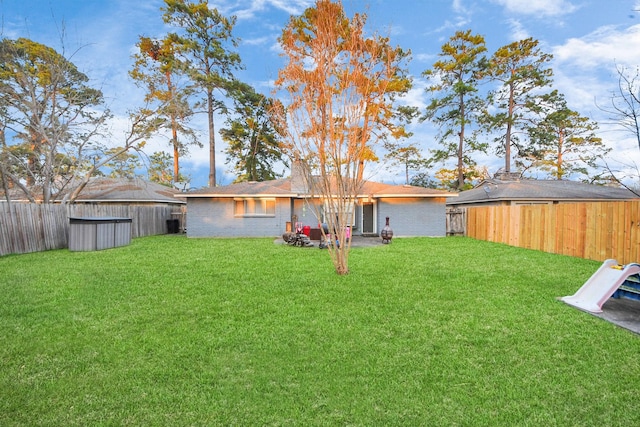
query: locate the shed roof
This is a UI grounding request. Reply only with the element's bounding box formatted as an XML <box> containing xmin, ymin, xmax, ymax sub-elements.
<box><xmin>447</xmin><ymin>178</ymin><xmax>638</xmax><ymax>206</ymax></box>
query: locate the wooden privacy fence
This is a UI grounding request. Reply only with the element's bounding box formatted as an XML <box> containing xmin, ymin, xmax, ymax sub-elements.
<box><xmin>466</xmin><ymin>201</ymin><xmax>640</xmax><ymax>265</ymax></box>
<box><xmin>0</xmin><ymin>203</ymin><xmax>179</xmax><ymax>256</ymax></box>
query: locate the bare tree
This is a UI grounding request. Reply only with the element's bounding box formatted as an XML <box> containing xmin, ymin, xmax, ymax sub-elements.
<box><xmin>600</xmin><ymin>64</ymin><xmax>640</xmax><ymax>149</ymax></box>
<box><xmin>0</xmin><ymin>37</ymin><xmax>109</xmax><ymax>203</ymax></box>
<box><xmin>64</xmin><ymin>107</ymin><xmax>164</xmax><ymax>202</ymax></box>
<box><xmin>0</xmin><ymin>37</ymin><xmax>164</xmax><ymax>204</ymax></box>
<box><xmin>596</xmin><ymin>64</ymin><xmax>640</xmax><ymax>195</ymax></box>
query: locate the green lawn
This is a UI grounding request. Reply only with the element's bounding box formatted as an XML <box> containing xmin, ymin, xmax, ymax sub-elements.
<box><xmin>1</xmin><ymin>235</ymin><xmax>639</xmax><ymax>426</ymax></box>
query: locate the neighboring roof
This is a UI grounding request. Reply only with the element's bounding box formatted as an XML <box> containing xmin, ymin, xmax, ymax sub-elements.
<box><xmin>447</xmin><ymin>178</ymin><xmax>638</xmax><ymax>206</ymax></box>
<box><xmin>181</xmin><ymin>177</ymin><xmax>456</xmax><ymax>199</ymax></box>
<box><xmin>1</xmin><ymin>177</ymin><xmax>185</xmax><ymax>204</ymax></box>
<box><xmin>72</xmin><ymin>177</ymin><xmax>186</xmax><ymax>204</ymax></box>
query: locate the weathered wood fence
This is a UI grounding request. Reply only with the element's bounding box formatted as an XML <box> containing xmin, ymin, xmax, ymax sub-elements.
<box><xmin>0</xmin><ymin>204</ymin><xmax>179</xmax><ymax>256</ymax></box>
<box><xmin>445</xmin><ymin>207</ymin><xmax>466</xmax><ymax>236</ymax></box>
<box><xmin>461</xmin><ymin>201</ymin><xmax>640</xmax><ymax>265</ymax></box>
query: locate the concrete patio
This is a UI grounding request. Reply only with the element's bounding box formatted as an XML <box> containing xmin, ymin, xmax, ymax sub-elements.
<box><xmin>591</xmin><ymin>297</ymin><xmax>640</xmax><ymax>335</ymax></box>
<box><xmin>561</xmin><ymin>296</ymin><xmax>640</xmax><ymax>335</ymax></box>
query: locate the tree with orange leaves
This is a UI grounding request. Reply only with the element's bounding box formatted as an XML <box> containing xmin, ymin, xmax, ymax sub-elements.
<box><xmin>274</xmin><ymin>0</ymin><xmax>411</xmax><ymax>275</ymax></box>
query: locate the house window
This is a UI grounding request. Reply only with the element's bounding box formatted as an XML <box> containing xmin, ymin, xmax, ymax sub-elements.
<box><xmin>234</xmin><ymin>198</ymin><xmax>276</xmax><ymax>217</ymax></box>
<box><xmin>323</xmin><ymin>199</ymin><xmax>356</xmax><ymax>226</ymax></box>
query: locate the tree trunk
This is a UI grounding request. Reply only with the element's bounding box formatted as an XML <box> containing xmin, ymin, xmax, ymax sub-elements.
<box><xmin>173</xmin><ymin>128</ymin><xmax>179</xmax><ymax>183</ymax></box>
<box><xmin>167</xmin><ymin>72</ymin><xmax>180</xmax><ymax>184</ymax></box>
<box><xmin>505</xmin><ymin>80</ymin><xmax>515</xmax><ymax>173</ymax></box>
<box><xmin>457</xmin><ymin>91</ymin><xmax>465</xmax><ymax>190</ymax></box>
<box><xmin>335</xmin><ymin>257</ymin><xmax>349</xmax><ymax>275</ymax></box>
<box><xmin>208</xmin><ymin>88</ymin><xmax>216</xmax><ymax>187</ymax></box>
<box><xmin>405</xmin><ymin>162</ymin><xmax>409</xmax><ymax>185</ymax></box>
<box><xmin>328</xmin><ymin>234</ymin><xmax>350</xmax><ymax>275</ymax></box>
<box><xmin>556</xmin><ymin>129</ymin><xmax>564</xmax><ymax>180</ymax></box>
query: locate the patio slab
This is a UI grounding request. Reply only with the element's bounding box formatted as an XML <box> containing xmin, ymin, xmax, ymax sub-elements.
<box><xmin>592</xmin><ymin>297</ymin><xmax>640</xmax><ymax>335</ymax></box>
<box><xmin>562</xmin><ymin>297</ymin><xmax>640</xmax><ymax>335</ymax></box>
<box><xmin>275</xmin><ymin>235</ymin><xmax>383</xmax><ymax>247</ymax></box>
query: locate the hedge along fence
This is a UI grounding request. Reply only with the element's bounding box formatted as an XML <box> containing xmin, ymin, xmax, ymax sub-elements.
<box><xmin>0</xmin><ymin>203</ymin><xmax>180</xmax><ymax>256</ymax></box>
<box><xmin>466</xmin><ymin>201</ymin><xmax>640</xmax><ymax>265</ymax></box>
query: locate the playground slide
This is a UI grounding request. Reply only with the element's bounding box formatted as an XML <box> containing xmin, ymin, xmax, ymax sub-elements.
<box><xmin>561</xmin><ymin>259</ymin><xmax>640</xmax><ymax>313</ymax></box>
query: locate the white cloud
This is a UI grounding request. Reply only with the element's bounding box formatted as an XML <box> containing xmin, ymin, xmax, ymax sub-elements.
<box><xmin>425</xmin><ymin>16</ymin><xmax>472</xmax><ymax>39</ymax></box>
<box><xmin>451</xmin><ymin>0</ymin><xmax>475</xmax><ymax>20</ymax></box>
<box><xmin>549</xmin><ymin>23</ymin><xmax>640</xmax><ymax>180</ymax></box>
<box><xmin>506</xmin><ymin>19</ymin><xmax>529</xmax><ymax>41</ymax></box>
<box><xmin>552</xmin><ymin>70</ymin><xmax>602</xmax><ymax>112</ymax></box>
<box><xmin>551</xmin><ymin>23</ymin><xmax>640</xmax><ymax>111</ymax></box>
<box><xmin>414</xmin><ymin>53</ymin><xmax>437</xmax><ymax>64</ymax></box>
<box><xmin>491</xmin><ymin>0</ymin><xmax>579</xmax><ymax>17</ymax></box>
<box><xmin>242</xmin><ymin>36</ymin><xmax>271</xmax><ymax>46</ymax></box>
<box><xmin>230</xmin><ymin>0</ymin><xmax>313</xmax><ymax>21</ymax></box>
<box><xmin>553</xmin><ymin>24</ymin><xmax>640</xmax><ymax>70</ymax></box>
<box><xmin>401</xmin><ymin>76</ymin><xmax>429</xmax><ymax>110</ymax></box>
<box><xmin>452</xmin><ymin>0</ymin><xmax>466</xmax><ymax>14</ymax></box>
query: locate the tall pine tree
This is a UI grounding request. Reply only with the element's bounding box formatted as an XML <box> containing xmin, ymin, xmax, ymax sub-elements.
<box><xmin>422</xmin><ymin>30</ymin><xmax>488</xmax><ymax>190</ymax></box>
<box><xmin>483</xmin><ymin>38</ymin><xmax>553</xmax><ymax>174</ymax></box>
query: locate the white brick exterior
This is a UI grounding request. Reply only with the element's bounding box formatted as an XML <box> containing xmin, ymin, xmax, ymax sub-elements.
<box><xmin>186</xmin><ymin>196</ymin><xmax>447</xmax><ymax>238</ymax></box>
<box><xmin>377</xmin><ymin>198</ymin><xmax>447</xmax><ymax>237</ymax></box>
<box><xmin>187</xmin><ymin>197</ymin><xmax>291</xmax><ymax>238</ymax></box>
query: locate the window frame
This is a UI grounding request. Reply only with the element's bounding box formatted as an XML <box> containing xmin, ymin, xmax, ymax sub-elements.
<box><xmin>234</xmin><ymin>198</ymin><xmax>276</xmax><ymax>218</ymax></box>
<box><xmin>322</xmin><ymin>199</ymin><xmax>356</xmax><ymax>226</ymax></box>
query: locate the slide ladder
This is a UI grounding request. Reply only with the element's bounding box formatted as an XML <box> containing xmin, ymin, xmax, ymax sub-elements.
<box><xmin>613</xmin><ymin>274</ymin><xmax>640</xmax><ymax>301</ymax></box>
<box><xmin>561</xmin><ymin>259</ymin><xmax>640</xmax><ymax>313</ymax></box>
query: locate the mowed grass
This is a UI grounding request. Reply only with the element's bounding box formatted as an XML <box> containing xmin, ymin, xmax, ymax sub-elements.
<box><xmin>1</xmin><ymin>235</ymin><xmax>639</xmax><ymax>426</ymax></box>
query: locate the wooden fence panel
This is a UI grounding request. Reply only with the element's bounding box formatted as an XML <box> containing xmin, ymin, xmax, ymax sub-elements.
<box><xmin>0</xmin><ymin>203</ymin><xmax>178</xmax><ymax>257</ymax></box>
<box><xmin>446</xmin><ymin>208</ymin><xmax>466</xmax><ymax>236</ymax></box>
<box><xmin>465</xmin><ymin>201</ymin><xmax>640</xmax><ymax>265</ymax></box>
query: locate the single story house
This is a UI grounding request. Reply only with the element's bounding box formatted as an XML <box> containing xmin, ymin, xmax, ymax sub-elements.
<box><xmin>180</xmin><ymin>172</ymin><xmax>456</xmax><ymax>239</ymax></box>
<box><xmin>446</xmin><ymin>177</ymin><xmax>639</xmax><ymax>208</ymax></box>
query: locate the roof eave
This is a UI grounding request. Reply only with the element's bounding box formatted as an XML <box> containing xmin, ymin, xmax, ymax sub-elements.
<box><xmin>182</xmin><ymin>192</ymin><xmax>456</xmax><ymax>199</ymax></box>
<box><xmin>447</xmin><ymin>197</ymin><xmax>638</xmax><ymax>205</ymax></box>
<box><xmin>373</xmin><ymin>193</ymin><xmax>457</xmax><ymax>198</ymax></box>
<box><xmin>180</xmin><ymin>193</ymin><xmax>291</xmax><ymax>198</ymax></box>
<box><xmin>76</xmin><ymin>198</ymin><xmax>186</xmax><ymax>204</ymax></box>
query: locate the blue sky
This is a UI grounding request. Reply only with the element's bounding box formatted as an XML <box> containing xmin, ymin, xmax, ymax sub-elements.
<box><xmin>2</xmin><ymin>0</ymin><xmax>640</xmax><ymax>188</ymax></box>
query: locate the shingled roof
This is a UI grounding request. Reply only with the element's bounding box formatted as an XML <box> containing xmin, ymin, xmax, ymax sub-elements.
<box><xmin>1</xmin><ymin>177</ymin><xmax>185</xmax><ymax>204</ymax></box>
<box><xmin>181</xmin><ymin>177</ymin><xmax>455</xmax><ymax>199</ymax></box>
<box><xmin>447</xmin><ymin>178</ymin><xmax>638</xmax><ymax>206</ymax></box>
<box><xmin>184</xmin><ymin>178</ymin><xmax>293</xmax><ymax>197</ymax></box>
<box><xmin>72</xmin><ymin>177</ymin><xmax>185</xmax><ymax>204</ymax></box>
